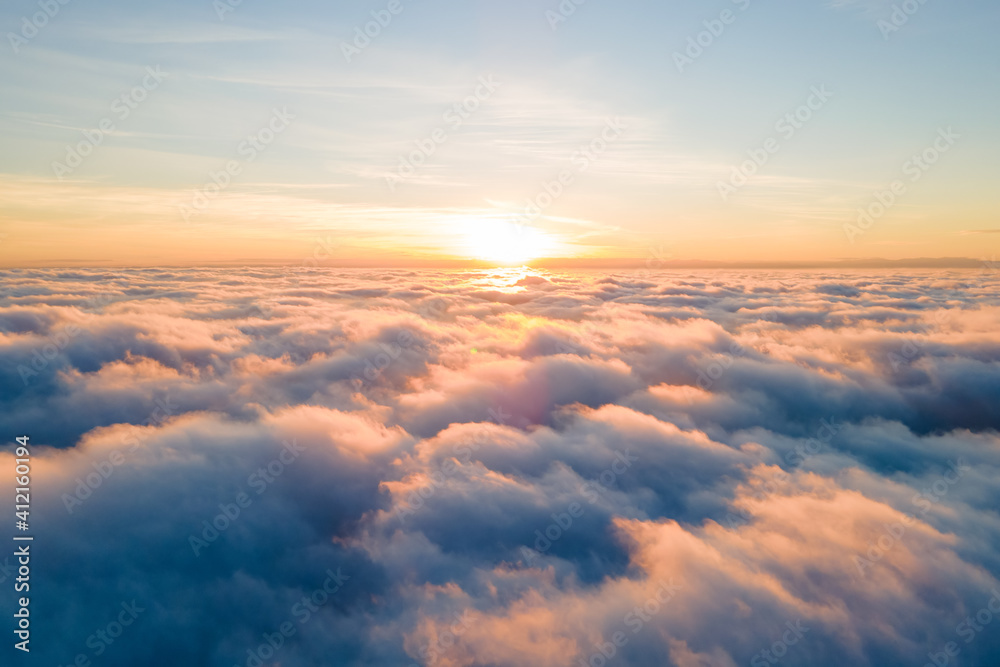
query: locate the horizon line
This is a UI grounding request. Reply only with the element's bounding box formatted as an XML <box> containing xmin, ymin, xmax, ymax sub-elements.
<box><xmin>0</xmin><ymin>256</ymin><xmax>993</xmax><ymax>270</ymax></box>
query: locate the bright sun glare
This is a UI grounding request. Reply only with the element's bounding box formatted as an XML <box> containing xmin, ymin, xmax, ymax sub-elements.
<box><xmin>463</xmin><ymin>220</ymin><xmax>557</xmax><ymax>265</ymax></box>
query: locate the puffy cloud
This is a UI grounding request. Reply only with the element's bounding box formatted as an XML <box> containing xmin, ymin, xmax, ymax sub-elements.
<box><xmin>0</xmin><ymin>267</ymin><xmax>998</xmax><ymax>665</ymax></box>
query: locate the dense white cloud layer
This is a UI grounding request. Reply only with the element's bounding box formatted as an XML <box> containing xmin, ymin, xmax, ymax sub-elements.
<box><xmin>1</xmin><ymin>267</ymin><xmax>998</xmax><ymax>666</ymax></box>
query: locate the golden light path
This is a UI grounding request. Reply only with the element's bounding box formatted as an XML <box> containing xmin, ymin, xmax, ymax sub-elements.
<box><xmin>463</xmin><ymin>266</ymin><xmax>544</xmax><ymax>293</ymax></box>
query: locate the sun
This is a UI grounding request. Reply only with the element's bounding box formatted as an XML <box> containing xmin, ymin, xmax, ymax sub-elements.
<box><xmin>463</xmin><ymin>220</ymin><xmax>557</xmax><ymax>265</ymax></box>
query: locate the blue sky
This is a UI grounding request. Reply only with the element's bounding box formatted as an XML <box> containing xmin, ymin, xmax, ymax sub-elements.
<box><xmin>0</xmin><ymin>0</ymin><xmax>997</xmax><ymax>265</ymax></box>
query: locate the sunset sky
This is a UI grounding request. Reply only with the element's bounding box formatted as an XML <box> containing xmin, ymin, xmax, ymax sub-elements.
<box><xmin>3</xmin><ymin>4</ymin><xmax>1000</xmax><ymax>665</ymax></box>
<box><xmin>1</xmin><ymin>0</ymin><xmax>998</xmax><ymax>266</ymax></box>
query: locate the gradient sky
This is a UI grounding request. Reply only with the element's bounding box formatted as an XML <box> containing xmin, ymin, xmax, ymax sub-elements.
<box><xmin>0</xmin><ymin>0</ymin><xmax>998</xmax><ymax>266</ymax></box>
